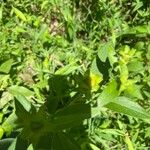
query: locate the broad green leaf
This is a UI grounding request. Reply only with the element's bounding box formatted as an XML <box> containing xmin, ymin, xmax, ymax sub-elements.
<box><xmin>8</xmin><ymin>86</ymin><xmax>34</xmax><ymax>98</ymax></box>
<box><xmin>15</xmin><ymin>95</ymin><xmax>31</xmax><ymax>112</ymax></box>
<box><xmin>128</xmin><ymin>60</ymin><xmax>144</xmax><ymax>72</ymax></box>
<box><xmin>98</xmin><ymin>42</ymin><xmax>116</xmax><ymax>65</ymax></box>
<box><xmin>105</xmin><ymin>97</ymin><xmax>150</xmax><ymax>119</ymax></box>
<box><xmin>15</xmin><ymin>98</ymin><xmax>29</xmax><ymax>120</ymax></box>
<box><xmin>98</xmin><ymin>80</ymin><xmax>119</xmax><ymax>107</ymax></box>
<box><xmin>52</xmin><ymin>104</ymin><xmax>91</xmax><ymax>130</ymax></box>
<box><xmin>13</xmin><ymin>7</ymin><xmax>27</xmax><ymax>22</ymax></box>
<box><xmin>52</xmin><ymin>133</ymin><xmax>80</xmax><ymax>150</ymax></box>
<box><xmin>124</xmin><ymin>84</ymin><xmax>143</xmax><ymax>99</ymax></box>
<box><xmin>0</xmin><ymin>59</ymin><xmax>13</xmax><ymax>74</ymax></box>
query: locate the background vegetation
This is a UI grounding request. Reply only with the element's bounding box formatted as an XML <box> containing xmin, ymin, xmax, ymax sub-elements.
<box><xmin>0</xmin><ymin>0</ymin><xmax>150</xmax><ymax>149</ymax></box>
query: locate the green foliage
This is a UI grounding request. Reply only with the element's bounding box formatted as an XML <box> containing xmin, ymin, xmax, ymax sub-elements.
<box><xmin>0</xmin><ymin>0</ymin><xmax>150</xmax><ymax>149</ymax></box>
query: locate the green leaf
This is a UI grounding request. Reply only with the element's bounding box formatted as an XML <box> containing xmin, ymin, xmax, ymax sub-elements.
<box><xmin>133</xmin><ymin>2</ymin><xmax>143</xmax><ymax>12</ymax></box>
<box><xmin>135</xmin><ymin>25</ymin><xmax>150</xmax><ymax>34</ymax></box>
<box><xmin>124</xmin><ymin>84</ymin><xmax>143</xmax><ymax>99</ymax></box>
<box><xmin>0</xmin><ymin>138</ymin><xmax>14</xmax><ymax>150</ymax></box>
<box><xmin>27</xmin><ymin>144</ymin><xmax>34</xmax><ymax>150</ymax></box>
<box><xmin>0</xmin><ymin>127</ymin><xmax>4</xmax><ymax>139</ymax></box>
<box><xmin>124</xmin><ymin>134</ymin><xmax>134</xmax><ymax>150</ymax></box>
<box><xmin>105</xmin><ymin>97</ymin><xmax>150</xmax><ymax>119</ymax></box>
<box><xmin>52</xmin><ymin>104</ymin><xmax>91</xmax><ymax>130</ymax></box>
<box><xmin>2</xmin><ymin>113</ymin><xmax>18</xmax><ymax>134</ymax></box>
<box><xmin>145</xmin><ymin>127</ymin><xmax>150</xmax><ymax>138</ymax></box>
<box><xmin>0</xmin><ymin>92</ymin><xmax>12</xmax><ymax>109</ymax></box>
<box><xmin>98</xmin><ymin>80</ymin><xmax>119</xmax><ymax>107</ymax></box>
<box><xmin>0</xmin><ymin>59</ymin><xmax>13</xmax><ymax>74</ymax></box>
<box><xmin>13</xmin><ymin>7</ymin><xmax>27</xmax><ymax>22</ymax></box>
<box><xmin>15</xmin><ymin>98</ymin><xmax>29</xmax><ymax>120</ymax></box>
<box><xmin>35</xmin><ymin>24</ymin><xmax>48</xmax><ymax>43</ymax></box>
<box><xmin>8</xmin><ymin>86</ymin><xmax>34</xmax><ymax>98</ymax></box>
<box><xmin>89</xmin><ymin>143</ymin><xmax>100</xmax><ymax>150</ymax></box>
<box><xmin>0</xmin><ymin>3</ymin><xmax>3</xmax><ymax>20</ymax></box>
<box><xmin>0</xmin><ymin>113</ymin><xmax>3</xmax><ymax>123</ymax></box>
<box><xmin>55</xmin><ymin>63</ymin><xmax>79</xmax><ymax>75</ymax></box>
<box><xmin>52</xmin><ymin>133</ymin><xmax>80</xmax><ymax>150</ymax></box>
<box><xmin>15</xmin><ymin>95</ymin><xmax>32</xmax><ymax>112</ymax></box>
<box><xmin>127</xmin><ymin>60</ymin><xmax>144</xmax><ymax>72</ymax></box>
<box><xmin>8</xmin><ymin>136</ymin><xmax>29</xmax><ymax>150</ymax></box>
<box><xmin>34</xmin><ymin>134</ymin><xmax>53</xmax><ymax>149</ymax></box>
<box><xmin>98</xmin><ymin>42</ymin><xmax>117</xmax><ymax>65</ymax></box>
<box><xmin>90</xmin><ymin>58</ymin><xmax>103</xmax><ymax>91</ymax></box>
<box><xmin>98</xmin><ymin>44</ymin><xmax>109</xmax><ymax>62</ymax></box>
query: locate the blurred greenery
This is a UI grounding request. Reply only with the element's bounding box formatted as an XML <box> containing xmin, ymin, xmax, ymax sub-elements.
<box><xmin>0</xmin><ymin>0</ymin><xmax>150</xmax><ymax>149</ymax></box>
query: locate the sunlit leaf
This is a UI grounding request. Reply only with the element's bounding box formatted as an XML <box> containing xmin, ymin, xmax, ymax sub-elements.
<box><xmin>105</xmin><ymin>97</ymin><xmax>150</xmax><ymax>119</ymax></box>
<box><xmin>8</xmin><ymin>86</ymin><xmax>34</xmax><ymax>98</ymax></box>
<box><xmin>0</xmin><ymin>59</ymin><xmax>13</xmax><ymax>74</ymax></box>
<box><xmin>13</xmin><ymin>7</ymin><xmax>27</xmax><ymax>22</ymax></box>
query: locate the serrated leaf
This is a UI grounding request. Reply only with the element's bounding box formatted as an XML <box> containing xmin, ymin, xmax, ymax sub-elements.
<box><xmin>0</xmin><ymin>59</ymin><xmax>13</xmax><ymax>74</ymax></box>
<box><xmin>13</xmin><ymin>7</ymin><xmax>27</xmax><ymax>22</ymax></box>
<box><xmin>105</xmin><ymin>97</ymin><xmax>150</xmax><ymax>119</ymax></box>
